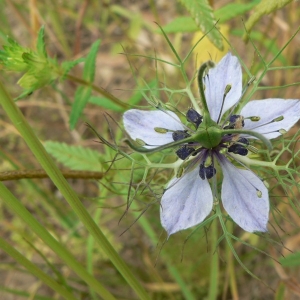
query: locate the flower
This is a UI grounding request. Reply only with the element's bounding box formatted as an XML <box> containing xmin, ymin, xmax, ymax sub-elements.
<box><xmin>123</xmin><ymin>53</ymin><xmax>300</xmax><ymax>236</ymax></box>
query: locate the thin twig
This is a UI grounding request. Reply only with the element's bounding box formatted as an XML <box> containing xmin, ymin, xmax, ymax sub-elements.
<box><xmin>0</xmin><ymin>169</ymin><xmax>103</xmax><ymax>181</ymax></box>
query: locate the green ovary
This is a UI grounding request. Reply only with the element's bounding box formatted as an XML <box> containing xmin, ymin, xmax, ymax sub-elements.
<box><xmin>193</xmin><ymin>125</ymin><xmax>223</xmax><ymax>149</ymax></box>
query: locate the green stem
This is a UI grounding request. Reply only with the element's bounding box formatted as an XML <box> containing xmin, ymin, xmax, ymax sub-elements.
<box><xmin>66</xmin><ymin>74</ymin><xmax>130</xmax><ymax>109</ymax></box>
<box><xmin>0</xmin><ymin>81</ymin><xmax>150</xmax><ymax>300</ymax></box>
<box><xmin>226</xmin><ymin>222</ymin><xmax>238</xmax><ymax>300</ymax></box>
<box><xmin>0</xmin><ymin>237</ymin><xmax>77</xmax><ymax>300</ymax></box>
<box><xmin>208</xmin><ymin>219</ymin><xmax>219</xmax><ymax>300</ymax></box>
<box><xmin>130</xmin><ymin>201</ymin><xmax>196</xmax><ymax>300</ymax></box>
<box><xmin>0</xmin><ymin>169</ymin><xmax>103</xmax><ymax>181</ymax></box>
<box><xmin>0</xmin><ymin>181</ymin><xmax>114</xmax><ymax>300</ymax></box>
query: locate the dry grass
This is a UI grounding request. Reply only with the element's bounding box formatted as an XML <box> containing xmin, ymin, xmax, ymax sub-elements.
<box><xmin>0</xmin><ymin>1</ymin><xmax>300</xmax><ymax>299</ymax></box>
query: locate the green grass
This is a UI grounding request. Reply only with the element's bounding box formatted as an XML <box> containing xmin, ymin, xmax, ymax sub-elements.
<box><xmin>0</xmin><ymin>1</ymin><xmax>299</xmax><ymax>299</ymax></box>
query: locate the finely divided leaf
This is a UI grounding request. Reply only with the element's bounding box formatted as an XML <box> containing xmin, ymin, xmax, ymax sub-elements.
<box><xmin>244</xmin><ymin>0</ymin><xmax>293</xmax><ymax>38</ymax></box>
<box><xmin>162</xmin><ymin>2</ymin><xmax>259</xmax><ymax>33</ymax></box>
<box><xmin>214</xmin><ymin>1</ymin><xmax>260</xmax><ymax>23</ymax></box>
<box><xmin>161</xmin><ymin>17</ymin><xmax>198</xmax><ymax>33</ymax></box>
<box><xmin>70</xmin><ymin>86</ymin><xmax>92</xmax><ymax>129</ymax></box>
<box><xmin>83</xmin><ymin>39</ymin><xmax>101</xmax><ymax>82</ymax></box>
<box><xmin>36</xmin><ymin>26</ymin><xmax>47</xmax><ymax>58</ymax></box>
<box><xmin>44</xmin><ymin>141</ymin><xmax>103</xmax><ymax>171</ymax></box>
<box><xmin>178</xmin><ymin>0</ymin><xmax>223</xmax><ymax>50</ymax></box>
<box><xmin>69</xmin><ymin>40</ymin><xmax>101</xmax><ymax>129</ymax></box>
<box><xmin>61</xmin><ymin>58</ymin><xmax>85</xmax><ymax>80</ymax></box>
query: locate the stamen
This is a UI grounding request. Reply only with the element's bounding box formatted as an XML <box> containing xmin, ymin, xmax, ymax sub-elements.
<box><xmin>217</xmin><ymin>84</ymin><xmax>232</xmax><ymax>124</ymax></box>
<box><xmin>237</xmin><ymin>137</ymin><xmax>249</xmax><ymax>145</ymax></box>
<box><xmin>135</xmin><ymin>138</ymin><xmax>146</xmax><ymax>146</ymax></box>
<box><xmin>154</xmin><ymin>127</ymin><xmax>168</xmax><ymax>133</ymax></box>
<box><xmin>199</xmin><ymin>163</ymin><xmax>205</xmax><ymax>180</ymax></box>
<box><xmin>247</xmin><ymin>116</ymin><xmax>260</xmax><ymax>122</ymax></box>
<box><xmin>273</xmin><ymin>116</ymin><xmax>284</xmax><ymax>122</ymax></box>
<box><xmin>256</xmin><ymin>190</ymin><xmax>262</xmax><ymax>198</ymax></box>
<box><xmin>229</xmin><ymin>115</ymin><xmax>245</xmax><ymax>128</ymax></box>
<box><xmin>228</xmin><ymin>137</ymin><xmax>249</xmax><ymax>156</ymax></box>
<box><xmin>224</xmin><ymin>84</ymin><xmax>232</xmax><ymax>94</ymax></box>
<box><xmin>205</xmin><ymin>165</ymin><xmax>216</xmax><ymax>179</ymax></box>
<box><xmin>172</xmin><ymin>130</ymin><xmax>190</xmax><ymax>141</ymax></box>
<box><xmin>199</xmin><ymin>153</ymin><xmax>216</xmax><ymax>180</ymax></box>
<box><xmin>186</xmin><ymin>108</ymin><xmax>203</xmax><ymax>128</ymax></box>
<box><xmin>199</xmin><ymin>163</ymin><xmax>216</xmax><ymax>179</ymax></box>
<box><xmin>247</xmin><ymin>145</ymin><xmax>258</xmax><ymax>154</ymax></box>
<box><xmin>176</xmin><ymin>145</ymin><xmax>195</xmax><ymax>160</ymax></box>
<box><xmin>228</xmin><ymin>145</ymin><xmax>248</xmax><ymax>156</ymax></box>
<box><xmin>244</xmin><ymin>115</ymin><xmax>285</xmax><ymax>132</ymax></box>
<box><xmin>279</xmin><ymin>129</ymin><xmax>286</xmax><ymax>134</ymax></box>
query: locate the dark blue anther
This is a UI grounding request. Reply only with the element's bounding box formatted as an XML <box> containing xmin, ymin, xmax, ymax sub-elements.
<box><xmin>186</xmin><ymin>108</ymin><xmax>203</xmax><ymax>128</ymax></box>
<box><xmin>228</xmin><ymin>139</ymin><xmax>249</xmax><ymax>156</ymax></box>
<box><xmin>237</xmin><ymin>137</ymin><xmax>249</xmax><ymax>145</ymax></box>
<box><xmin>229</xmin><ymin>114</ymin><xmax>245</xmax><ymax>127</ymax></box>
<box><xmin>205</xmin><ymin>165</ymin><xmax>216</xmax><ymax>179</ymax></box>
<box><xmin>199</xmin><ymin>164</ymin><xmax>205</xmax><ymax>180</ymax></box>
<box><xmin>199</xmin><ymin>163</ymin><xmax>216</xmax><ymax>180</ymax></box>
<box><xmin>172</xmin><ymin>130</ymin><xmax>190</xmax><ymax>141</ymax></box>
<box><xmin>176</xmin><ymin>145</ymin><xmax>195</xmax><ymax>160</ymax></box>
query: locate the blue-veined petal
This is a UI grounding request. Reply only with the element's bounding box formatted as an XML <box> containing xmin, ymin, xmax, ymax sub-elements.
<box><xmin>204</xmin><ymin>53</ymin><xmax>242</xmax><ymax>122</ymax></box>
<box><xmin>123</xmin><ymin>109</ymin><xmax>184</xmax><ymax>148</ymax></box>
<box><xmin>219</xmin><ymin>156</ymin><xmax>269</xmax><ymax>232</ymax></box>
<box><xmin>160</xmin><ymin>167</ymin><xmax>213</xmax><ymax>236</ymax></box>
<box><xmin>241</xmin><ymin>99</ymin><xmax>300</xmax><ymax>139</ymax></box>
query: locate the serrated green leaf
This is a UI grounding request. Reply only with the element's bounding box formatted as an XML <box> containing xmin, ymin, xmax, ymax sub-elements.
<box><xmin>83</xmin><ymin>39</ymin><xmax>101</xmax><ymax>82</ymax></box>
<box><xmin>36</xmin><ymin>26</ymin><xmax>47</xmax><ymax>58</ymax></box>
<box><xmin>162</xmin><ymin>2</ymin><xmax>260</xmax><ymax>34</ymax></box>
<box><xmin>280</xmin><ymin>251</ymin><xmax>300</xmax><ymax>267</ymax></box>
<box><xmin>44</xmin><ymin>141</ymin><xmax>103</xmax><ymax>171</ymax></box>
<box><xmin>70</xmin><ymin>86</ymin><xmax>92</xmax><ymax>129</ymax></box>
<box><xmin>61</xmin><ymin>57</ymin><xmax>85</xmax><ymax>80</ymax></box>
<box><xmin>214</xmin><ymin>1</ymin><xmax>260</xmax><ymax>23</ymax></box>
<box><xmin>178</xmin><ymin>0</ymin><xmax>223</xmax><ymax>50</ymax></box>
<box><xmin>161</xmin><ymin>17</ymin><xmax>198</xmax><ymax>33</ymax></box>
<box><xmin>244</xmin><ymin>0</ymin><xmax>293</xmax><ymax>38</ymax></box>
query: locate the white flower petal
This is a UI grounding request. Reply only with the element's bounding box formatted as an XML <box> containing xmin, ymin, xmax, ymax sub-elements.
<box><xmin>160</xmin><ymin>168</ymin><xmax>213</xmax><ymax>236</ymax></box>
<box><xmin>123</xmin><ymin>109</ymin><xmax>184</xmax><ymax>148</ymax></box>
<box><xmin>204</xmin><ymin>53</ymin><xmax>242</xmax><ymax>122</ymax></box>
<box><xmin>219</xmin><ymin>157</ymin><xmax>269</xmax><ymax>232</ymax></box>
<box><xmin>241</xmin><ymin>99</ymin><xmax>300</xmax><ymax>139</ymax></box>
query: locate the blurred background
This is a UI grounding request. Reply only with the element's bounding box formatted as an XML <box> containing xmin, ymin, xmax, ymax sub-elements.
<box><xmin>0</xmin><ymin>0</ymin><xmax>299</xmax><ymax>299</ymax></box>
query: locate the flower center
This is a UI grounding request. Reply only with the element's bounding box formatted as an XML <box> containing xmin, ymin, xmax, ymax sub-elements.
<box><xmin>170</xmin><ymin>111</ymin><xmax>250</xmax><ymax>180</ymax></box>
